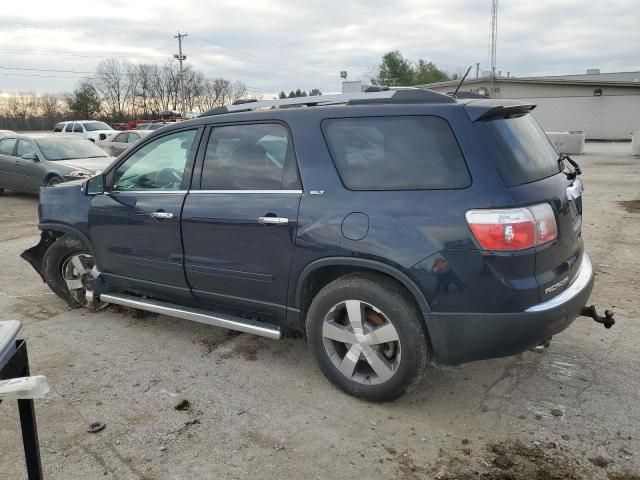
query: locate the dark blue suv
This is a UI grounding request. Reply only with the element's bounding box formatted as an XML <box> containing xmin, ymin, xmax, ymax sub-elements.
<box><xmin>23</xmin><ymin>89</ymin><xmax>603</xmax><ymax>401</ymax></box>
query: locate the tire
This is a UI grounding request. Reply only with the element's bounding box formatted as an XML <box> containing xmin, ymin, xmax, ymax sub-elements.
<box><xmin>306</xmin><ymin>273</ymin><xmax>429</xmax><ymax>402</ymax></box>
<box><xmin>0</xmin><ymin>188</ymin><xmax>4</xmax><ymax>196</ymax></box>
<box><xmin>45</xmin><ymin>176</ymin><xmax>64</xmax><ymax>187</ymax></box>
<box><xmin>42</xmin><ymin>235</ymin><xmax>105</xmax><ymax>309</ymax></box>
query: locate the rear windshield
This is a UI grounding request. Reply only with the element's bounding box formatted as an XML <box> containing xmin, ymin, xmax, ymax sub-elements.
<box><xmin>323</xmin><ymin>116</ymin><xmax>470</xmax><ymax>191</ymax></box>
<box><xmin>486</xmin><ymin>114</ymin><xmax>560</xmax><ymax>186</ymax></box>
<box><xmin>83</xmin><ymin>121</ymin><xmax>112</xmax><ymax>131</ymax></box>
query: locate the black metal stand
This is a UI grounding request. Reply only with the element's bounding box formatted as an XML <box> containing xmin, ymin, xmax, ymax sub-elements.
<box><xmin>0</xmin><ymin>340</ymin><xmax>43</xmax><ymax>480</ymax></box>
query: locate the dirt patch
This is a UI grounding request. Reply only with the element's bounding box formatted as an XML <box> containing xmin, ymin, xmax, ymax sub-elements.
<box><xmin>220</xmin><ymin>343</ymin><xmax>259</xmax><ymax>361</ymax></box>
<box><xmin>608</xmin><ymin>473</ymin><xmax>640</xmax><ymax>480</ymax></box>
<box><xmin>244</xmin><ymin>430</ymin><xmax>283</xmax><ymax>450</ymax></box>
<box><xmin>619</xmin><ymin>200</ymin><xmax>640</xmax><ymax>213</ymax></box>
<box><xmin>428</xmin><ymin>439</ymin><xmax>610</xmax><ymax>480</ymax></box>
<box><xmin>9</xmin><ymin>296</ymin><xmax>68</xmax><ymax>321</ymax></box>
<box><xmin>196</xmin><ymin>330</ymin><xmax>238</xmax><ymax>354</ymax></box>
<box><xmin>174</xmin><ymin>399</ymin><xmax>191</xmax><ymax>411</ymax></box>
<box><xmin>108</xmin><ymin>304</ymin><xmax>158</xmax><ymax>319</ymax></box>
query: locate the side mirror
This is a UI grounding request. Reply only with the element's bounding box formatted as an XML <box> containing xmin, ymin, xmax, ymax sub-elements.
<box><xmin>21</xmin><ymin>152</ymin><xmax>39</xmax><ymax>162</ymax></box>
<box><xmin>83</xmin><ymin>174</ymin><xmax>105</xmax><ymax>196</ymax></box>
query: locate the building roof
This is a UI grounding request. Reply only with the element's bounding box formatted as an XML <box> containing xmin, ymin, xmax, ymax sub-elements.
<box><xmin>421</xmin><ymin>70</ymin><xmax>640</xmax><ymax>89</ymax></box>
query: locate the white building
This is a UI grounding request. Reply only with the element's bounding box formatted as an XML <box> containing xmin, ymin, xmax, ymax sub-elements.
<box><xmin>421</xmin><ymin>70</ymin><xmax>640</xmax><ymax>140</ymax></box>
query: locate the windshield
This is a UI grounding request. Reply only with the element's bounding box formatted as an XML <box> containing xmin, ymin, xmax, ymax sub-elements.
<box><xmin>83</xmin><ymin>121</ymin><xmax>112</xmax><ymax>132</ymax></box>
<box><xmin>36</xmin><ymin>138</ymin><xmax>108</xmax><ymax>160</ymax></box>
<box><xmin>486</xmin><ymin>114</ymin><xmax>560</xmax><ymax>187</ymax></box>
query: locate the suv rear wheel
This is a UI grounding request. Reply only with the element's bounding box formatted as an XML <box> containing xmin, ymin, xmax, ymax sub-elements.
<box><xmin>306</xmin><ymin>274</ymin><xmax>429</xmax><ymax>402</ymax></box>
<box><xmin>42</xmin><ymin>235</ymin><xmax>106</xmax><ymax>309</ymax></box>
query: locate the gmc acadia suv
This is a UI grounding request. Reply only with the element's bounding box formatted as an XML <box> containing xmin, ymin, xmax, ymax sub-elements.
<box><xmin>23</xmin><ymin>89</ymin><xmax>608</xmax><ymax>401</ymax></box>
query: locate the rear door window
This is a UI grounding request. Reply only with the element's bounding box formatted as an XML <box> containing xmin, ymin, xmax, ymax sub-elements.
<box><xmin>485</xmin><ymin>114</ymin><xmax>560</xmax><ymax>186</ymax></box>
<box><xmin>64</xmin><ymin>123</ymin><xmax>73</xmax><ymax>133</ymax></box>
<box><xmin>201</xmin><ymin>123</ymin><xmax>300</xmax><ymax>190</ymax></box>
<box><xmin>322</xmin><ymin>116</ymin><xmax>470</xmax><ymax>190</ymax></box>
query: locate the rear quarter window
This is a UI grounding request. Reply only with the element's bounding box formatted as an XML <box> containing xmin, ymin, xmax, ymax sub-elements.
<box><xmin>322</xmin><ymin>116</ymin><xmax>470</xmax><ymax>191</ymax></box>
<box><xmin>485</xmin><ymin>114</ymin><xmax>560</xmax><ymax>186</ymax></box>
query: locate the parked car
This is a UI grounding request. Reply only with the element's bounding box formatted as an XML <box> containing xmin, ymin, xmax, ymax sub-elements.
<box><xmin>96</xmin><ymin>130</ymin><xmax>152</xmax><ymax>156</ymax></box>
<box><xmin>135</xmin><ymin>123</ymin><xmax>171</xmax><ymax>131</ymax></box>
<box><xmin>53</xmin><ymin>121</ymin><xmax>115</xmax><ymax>142</ymax></box>
<box><xmin>0</xmin><ymin>134</ymin><xmax>113</xmax><ymax>193</ymax></box>
<box><xmin>23</xmin><ymin>90</ymin><xmax>611</xmax><ymax>401</ymax></box>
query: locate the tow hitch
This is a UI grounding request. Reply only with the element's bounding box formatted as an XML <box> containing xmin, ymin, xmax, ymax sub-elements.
<box><xmin>580</xmin><ymin>305</ymin><xmax>615</xmax><ymax>329</ymax></box>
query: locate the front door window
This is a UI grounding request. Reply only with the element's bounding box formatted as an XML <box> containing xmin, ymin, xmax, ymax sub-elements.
<box><xmin>112</xmin><ymin>129</ymin><xmax>197</xmax><ymax>191</ymax></box>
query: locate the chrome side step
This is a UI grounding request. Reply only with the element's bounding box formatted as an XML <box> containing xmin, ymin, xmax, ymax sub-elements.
<box><xmin>100</xmin><ymin>293</ymin><xmax>282</xmax><ymax>340</ymax></box>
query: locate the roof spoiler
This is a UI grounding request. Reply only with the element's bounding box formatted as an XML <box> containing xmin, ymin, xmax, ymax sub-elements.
<box><xmin>464</xmin><ymin>99</ymin><xmax>536</xmax><ymax>122</ymax></box>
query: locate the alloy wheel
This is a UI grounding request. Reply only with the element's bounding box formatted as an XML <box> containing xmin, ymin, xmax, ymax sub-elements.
<box><xmin>322</xmin><ymin>300</ymin><xmax>401</xmax><ymax>385</ymax></box>
<box><xmin>61</xmin><ymin>253</ymin><xmax>107</xmax><ymax>309</ymax></box>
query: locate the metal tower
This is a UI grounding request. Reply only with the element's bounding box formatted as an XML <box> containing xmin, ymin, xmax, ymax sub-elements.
<box><xmin>490</xmin><ymin>0</ymin><xmax>498</xmax><ymax>80</ymax></box>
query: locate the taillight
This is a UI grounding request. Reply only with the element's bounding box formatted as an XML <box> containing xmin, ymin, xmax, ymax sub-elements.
<box><xmin>465</xmin><ymin>203</ymin><xmax>557</xmax><ymax>251</ymax></box>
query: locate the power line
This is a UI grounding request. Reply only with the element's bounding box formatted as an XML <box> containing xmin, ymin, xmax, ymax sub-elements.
<box><xmin>0</xmin><ymin>65</ymin><xmax>94</xmax><ymax>74</ymax></box>
<box><xmin>0</xmin><ymin>48</ymin><xmax>167</xmax><ymax>60</ymax></box>
<box><xmin>189</xmin><ymin>34</ymin><xmax>303</xmax><ymax>76</ymax></box>
<box><xmin>0</xmin><ymin>21</ymin><xmax>154</xmax><ymax>35</ymax></box>
<box><xmin>0</xmin><ymin>72</ymin><xmax>79</xmax><ymax>79</ymax></box>
<box><xmin>188</xmin><ymin>56</ymin><xmax>292</xmax><ymax>92</ymax></box>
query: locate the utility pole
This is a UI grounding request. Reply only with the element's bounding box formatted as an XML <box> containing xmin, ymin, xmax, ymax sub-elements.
<box><xmin>174</xmin><ymin>31</ymin><xmax>188</xmax><ymax>116</ymax></box>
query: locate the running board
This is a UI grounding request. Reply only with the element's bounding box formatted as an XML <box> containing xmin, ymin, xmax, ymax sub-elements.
<box><xmin>99</xmin><ymin>293</ymin><xmax>282</xmax><ymax>340</ymax></box>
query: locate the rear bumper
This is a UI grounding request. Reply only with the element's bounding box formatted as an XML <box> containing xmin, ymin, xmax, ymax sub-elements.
<box><xmin>426</xmin><ymin>252</ymin><xmax>594</xmax><ymax>365</ymax></box>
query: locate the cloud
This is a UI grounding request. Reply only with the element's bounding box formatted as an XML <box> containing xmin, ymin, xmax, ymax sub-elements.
<box><xmin>0</xmin><ymin>0</ymin><xmax>638</xmax><ymax>94</ymax></box>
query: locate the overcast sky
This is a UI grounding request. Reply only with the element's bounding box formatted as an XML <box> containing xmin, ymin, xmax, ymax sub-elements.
<box><xmin>1</xmin><ymin>0</ymin><xmax>639</xmax><ymax>96</ymax></box>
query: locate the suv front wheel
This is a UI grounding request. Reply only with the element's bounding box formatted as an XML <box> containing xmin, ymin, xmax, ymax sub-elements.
<box><xmin>42</xmin><ymin>235</ymin><xmax>106</xmax><ymax>309</ymax></box>
<box><xmin>306</xmin><ymin>274</ymin><xmax>429</xmax><ymax>402</ymax></box>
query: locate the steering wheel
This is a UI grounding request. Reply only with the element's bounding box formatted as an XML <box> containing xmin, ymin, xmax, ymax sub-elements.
<box><xmin>153</xmin><ymin>168</ymin><xmax>182</xmax><ymax>188</ymax></box>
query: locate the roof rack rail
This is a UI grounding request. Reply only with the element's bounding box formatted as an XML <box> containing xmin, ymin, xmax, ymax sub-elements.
<box><xmin>198</xmin><ymin>88</ymin><xmax>455</xmax><ymax>117</ymax></box>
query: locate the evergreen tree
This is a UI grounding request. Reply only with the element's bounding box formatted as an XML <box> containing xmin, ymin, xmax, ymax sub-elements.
<box><xmin>66</xmin><ymin>81</ymin><xmax>101</xmax><ymax>118</ymax></box>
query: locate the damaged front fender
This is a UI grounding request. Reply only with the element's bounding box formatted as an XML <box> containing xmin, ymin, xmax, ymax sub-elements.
<box><xmin>20</xmin><ymin>232</ymin><xmax>57</xmax><ymax>282</ymax></box>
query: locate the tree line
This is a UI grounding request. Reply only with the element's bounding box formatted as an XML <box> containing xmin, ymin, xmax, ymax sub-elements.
<box><xmin>370</xmin><ymin>50</ymin><xmax>457</xmax><ymax>86</ymax></box>
<box><xmin>0</xmin><ymin>50</ymin><xmax>455</xmax><ymax>131</ymax></box>
<box><xmin>0</xmin><ymin>58</ymin><xmax>248</xmax><ymax>131</ymax></box>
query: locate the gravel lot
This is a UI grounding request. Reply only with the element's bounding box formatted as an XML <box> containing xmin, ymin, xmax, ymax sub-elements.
<box><xmin>1</xmin><ymin>142</ymin><xmax>639</xmax><ymax>480</ymax></box>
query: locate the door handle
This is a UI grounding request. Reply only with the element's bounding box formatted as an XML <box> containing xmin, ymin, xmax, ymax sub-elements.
<box><xmin>258</xmin><ymin>216</ymin><xmax>289</xmax><ymax>225</ymax></box>
<box><xmin>150</xmin><ymin>211</ymin><xmax>174</xmax><ymax>219</ymax></box>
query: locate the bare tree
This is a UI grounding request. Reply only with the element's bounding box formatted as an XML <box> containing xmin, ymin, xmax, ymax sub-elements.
<box><xmin>133</xmin><ymin>63</ymin><xmax>155</xmax><ymax>118</ymax></box>
<box><xmin>0</xmin><ymin>57</ymin><xmax>250</xmax><ymax>130</ymax></box>
<box><xmin>39</xmin><ymin>93</ymin><xmax>66</xmax><ymax>129</ymax></box>
<box><xmin>92</xmin><ymin>58</ymin><xmax>136</xmax><ymax>121</ymax></box>
<box><xmin>198</xmin><ymin>78</ymin><xmax>247</xmax><ymax>110</ymax></box>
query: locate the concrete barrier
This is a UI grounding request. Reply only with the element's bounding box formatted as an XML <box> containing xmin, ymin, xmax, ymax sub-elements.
<box><xmin>632</xmin><ymin>131</ymin><xmax>640</xmax><ymax>156</ymax></box>
<box><xmin>546</xmin><ymin>131</ymin><xmax>585</xmax><ymax>155</ymax></box>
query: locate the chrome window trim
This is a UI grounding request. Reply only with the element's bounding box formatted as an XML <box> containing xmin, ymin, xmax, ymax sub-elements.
<box><xmin>107</xmin><ymin>190</ymin><xmax>188</xmax><ymax>195</ymax></box>
<box><xmin>525</xmin><ymin>252</ymin><xmax>593</xmax><ymax>313</ymax></box>
<box><xmin>106</xmin><ymin>189</ymin><xmax>303</xmax><ymax>195</ymax></box>
<box><xmin>191</xmin><ymin>190</ymin><xmax>303</xmax><ymax>194</ymax></box>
